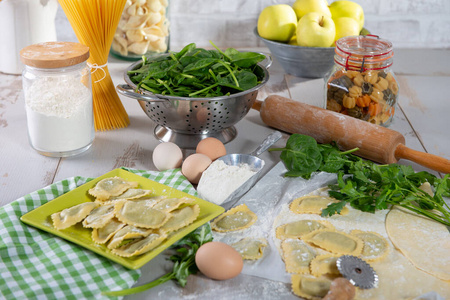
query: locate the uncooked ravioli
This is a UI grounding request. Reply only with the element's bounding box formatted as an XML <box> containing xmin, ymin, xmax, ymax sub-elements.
<box><xmin>82</xmin><ymin>203</ymin><xmax>115</xmax><ymax>228</ymax></box>
<box><xmin>108</xmin><ymin>188</ymin><xmax>152</xmax><ymax>201</ymax></box>
<box><xmin>386</xmin><ymin>207</ymin><xmax>450</xmax><ymax>281</ymax></box>
<box><xmin>160</xmin><ymin>204</ymin><xmax>200</xmax><ymax>233</ymax></box>
<box><xmin>152</xmin><ymin>197</ymin><xmax>194</xmax><ymax>212</ymax></box>
<box><xmin>211</xmin><ymin>204</ymin><xmax>257</xmax><ymax>232</ymax></box>
<box><xmin>302</xmin><ymin>229</ymin><xmax>363</xmax><ymax>256</ymax></box>
<box><xmin>289</xmin><ymin>195</ymin><xmax>349</xmax><ymax>215</ymax></box>
<box><xmin>281</xmin><ymin>239</ymin><xmax>316</xmax><ymax>274</ymax></box>
<box><xmin>231</xmin><ymin>237</ymin><xmax>267</xmax><ymax>260</ymax></box>
<box><xmin>51</xmin><ymin>202</ymin><xmax>98</xmax><ymax>230</ymax></box>
<box><xmin>89</xmin><ymin>177</ymin><xmax>139</xmax><ymax>201</ymax></box>
<box><xmin>291</xmin><ymin>274</ymin><xmax>332</xmax><ymax>300</ymax></box>
<box><xmin>107</xmin><ymin>225</ymin><xmax>154</xmax><ymax>249</ymax></box>
<box><xmin>91</xmin><ymin>218</ymin><xmax>125</xmax><ymax>244</ymax></box>
<box><xmin>276</xmin><ymin>219</ymin><xmax>334</xmax><ymax>240</ymax></box>
<box><xmin>114</xmin><ymin>199</ymin><xmax>169</xmax><ymax>229</ymax></box>
<box><xmin>309</xmin><ymin>254</ymin><xmax>340</xmax><ymax>277</ymax></box>
<box><xmin>351</xmin><ymin>230</ymin><xmax>389</xmax><ymax>262</ymax></box>
<box><xmin>111</xmin><ymin>231</ymin><xmax>167</xmax><ymax>257</ymax></box>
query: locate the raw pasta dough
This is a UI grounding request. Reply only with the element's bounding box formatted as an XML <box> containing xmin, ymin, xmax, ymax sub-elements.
<box><xmin>290</xmin><ymin>195</ymin><xmax>349</xmax><ymax>215</ymax></box>
<box><xmin>231</xmin><ymin>238</ymin><xmax>267</xmax><ymax>260</ymax></box>
<box><xmin>51</xmin><ymin>202</ymin><xmax>98</xmax><ymax>230</ymax></box>
<box><xmin>211</xmin><ymin>204</ymin><xmax>257</xmax><ymax>232</ymax></box>
<box><xmin>386</xmin><ymin>207</ymin><xmax>450</xmax><ymax>281</ymax></box>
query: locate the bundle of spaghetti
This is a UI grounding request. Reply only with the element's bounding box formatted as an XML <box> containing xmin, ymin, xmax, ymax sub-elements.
<box><xmin>58</xmin><ymin>0</ymin><xmax>129</xmax><ymax>131</ymax></box>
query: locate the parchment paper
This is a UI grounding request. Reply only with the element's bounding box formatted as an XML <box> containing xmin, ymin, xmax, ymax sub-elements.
<box><xmin>213</xmin><ymin>162</ymin><xmax>337</xmax><ymax>283</ymax></box>
<box><xmin>212</xmin><ymin>162</ymin><xmax>448</xmax><ymax>300</ymax></box>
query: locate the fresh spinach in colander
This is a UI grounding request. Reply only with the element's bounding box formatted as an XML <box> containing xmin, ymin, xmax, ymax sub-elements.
<box><xmin>128</xmin><ymin>41</ymin><xmax>266</xmax><ymax>97</ymax></box>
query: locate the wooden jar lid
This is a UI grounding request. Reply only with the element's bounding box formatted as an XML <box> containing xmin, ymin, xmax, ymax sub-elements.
<box><xmin>20</xmin><ymin>42</ymin><xmax>90</xmax><ymax>69</ymax></box>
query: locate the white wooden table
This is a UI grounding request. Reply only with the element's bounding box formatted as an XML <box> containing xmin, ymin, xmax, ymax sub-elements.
<box><xmin>0</xmin><ymin>48</ymin><xmax>449</xmax><ymax>299</ymax></box>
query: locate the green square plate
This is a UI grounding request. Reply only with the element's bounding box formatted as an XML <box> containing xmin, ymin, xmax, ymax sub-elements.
<box><xmin>20</xmin><ymin>168</ymin><xmax>225</xmax><ymax>269</ymax></box>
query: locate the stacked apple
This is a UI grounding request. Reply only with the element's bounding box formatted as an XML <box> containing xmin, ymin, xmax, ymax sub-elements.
<box><xmin>257</xmin><ymin>0</ymin><xmax>365</xmax><ymax>48</ymax></box>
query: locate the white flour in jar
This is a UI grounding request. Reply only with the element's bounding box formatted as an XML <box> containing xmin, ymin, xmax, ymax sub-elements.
<box><xmin>25</xmin><ymin>75</ymin><xmax>94</xmax><ymax>152</ymax></box>
<box><xmin>197</xmin><ymin>160</ymin><xmax>257</xmax><ymax>205</ymax></box>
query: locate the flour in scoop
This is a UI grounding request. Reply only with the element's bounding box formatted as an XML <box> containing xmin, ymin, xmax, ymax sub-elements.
<box><xmin>25</xmin><ymin>75</ymin><xmax>94</xmax><ymax>154</ymax></box>
<box><xmin>197</xmin><ymin>160</ymin><xmax>257</xmax><ymax>205</ymax></box>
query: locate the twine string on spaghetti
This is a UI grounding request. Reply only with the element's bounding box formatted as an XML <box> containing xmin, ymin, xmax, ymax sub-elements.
<box><xmin>87</xmin><ymin>62</ymin><xmax>107</xmax><ymax>83</ymax></box>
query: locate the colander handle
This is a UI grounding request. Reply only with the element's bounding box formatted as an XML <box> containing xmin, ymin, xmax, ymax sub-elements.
<box><xmin>257</xmin><ymin>52</ymin><xmax>273</xmax><ymax>69</ymax></box>
<box><xmin>116</xmin><ymin>84</ymin><xmax>168</xmax><ymax>103</ymax></box>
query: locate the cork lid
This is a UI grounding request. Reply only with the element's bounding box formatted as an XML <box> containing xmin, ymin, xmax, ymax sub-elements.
<box><xmin>20</xmin><ymin>42</ymin><xmax>90</xmax><ymax>69</ymax></box>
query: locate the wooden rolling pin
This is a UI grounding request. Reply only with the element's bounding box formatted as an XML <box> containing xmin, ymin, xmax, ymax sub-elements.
<box><xmin>253</xmin><ymin>95</ymin><xmax>450</xmax><ymax>174</ymax></box>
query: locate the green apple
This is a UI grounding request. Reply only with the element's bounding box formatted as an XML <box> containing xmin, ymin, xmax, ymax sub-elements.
<box><xmin>329</xmin><ymin>0</ymin><xmax>364</xmax><ymax>31</ymax></box>
<box><xmin>334</xmin><ymin>17</ymin><xmax>360</xmax><ymax>43</ymax></box>
<box><xmin>288</xmin><ymin>35</ymin><xmax>298</xmax><ymax>45</ymax></box>
<box><xmin>292</xmin><ymin>0</ymin><xmax>331</xmax><ymax>20</ymax></box>
<box><xmin>296</xmin><ymin>12</ymin><xmax>336</xmax><ymax>47</ymax></box>
<box><xmin>257</xmin><ymin>4</ymin><xmax>298</xmax><ymax>42</ymax></box>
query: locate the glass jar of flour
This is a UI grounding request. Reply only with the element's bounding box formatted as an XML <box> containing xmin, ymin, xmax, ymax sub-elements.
<box><xmin>20</xmin><ymin>42</ymin><xmax>94</xmax><ymax>157</ymax></box>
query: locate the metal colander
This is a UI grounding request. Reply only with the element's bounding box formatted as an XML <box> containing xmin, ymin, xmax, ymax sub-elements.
<box><xmin>117</xmin><ymin>54</ymin><xmax>270</xmax><ymax>148</ymax></box>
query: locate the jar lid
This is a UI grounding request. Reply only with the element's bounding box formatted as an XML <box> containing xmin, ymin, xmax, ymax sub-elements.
<box><xmin>20</xmin><ymin>42</ymin><xmax>90</xmax><ymax>69</ymax></box>
<box><xmin>334</xmin><ymin>35</ymin><xmax>393</xmax><ymax>71</ymax></box>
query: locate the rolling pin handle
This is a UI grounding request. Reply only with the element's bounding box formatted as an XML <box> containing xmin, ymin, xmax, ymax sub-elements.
<box><xmin>252</xmin><ymin>99</ymin><xmax>263</xmax><ymax>112</ymax></box>
<box><xmin>394</xmin><ymin>144</ymin><xmax>450</xmax><ymax>174</ymax></box>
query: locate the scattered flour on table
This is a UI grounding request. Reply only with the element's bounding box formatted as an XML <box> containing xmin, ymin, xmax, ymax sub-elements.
<box><xmin>272</xmin><ymin>188</ymin><xmax>450</xmax><ymax>300</ymax></box>
<box><xmin>197</xmin><ymin>160</ymin><xmax>257</xmax><ymax>205</ymax></box>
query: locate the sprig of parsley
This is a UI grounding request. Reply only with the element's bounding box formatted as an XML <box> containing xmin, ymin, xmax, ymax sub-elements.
<box><xmin>102</xmin><ymin>224</ymin><xmax>213</xmax><ymax>296</ymax></box>
<box><xmin>270</xmin><ymin>134</ymin><xmax>450</xmax><ymax>226</ymax></box>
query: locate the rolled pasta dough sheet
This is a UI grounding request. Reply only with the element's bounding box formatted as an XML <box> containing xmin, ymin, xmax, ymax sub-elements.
<box><xmin>386</xmin><ymin>207</ymin><xmax>450</xmax><ymax>281</ymax></box>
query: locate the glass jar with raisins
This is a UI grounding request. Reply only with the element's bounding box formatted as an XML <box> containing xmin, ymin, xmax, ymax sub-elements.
<box><xmin>324</xmin><ymin>35</ymin><xmax>399</xmax><ymax>126</ymax></box>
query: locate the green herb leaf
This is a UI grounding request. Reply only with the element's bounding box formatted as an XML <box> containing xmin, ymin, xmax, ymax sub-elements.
<box><xmin>272</xmin><ymin>134</ymin><xmax>450</xmax><ymax>227</ymax></box>
<box><xmin>270</xmin><ymin>134</ymin><xmax>323</xmax><ymax>179</ymax></box>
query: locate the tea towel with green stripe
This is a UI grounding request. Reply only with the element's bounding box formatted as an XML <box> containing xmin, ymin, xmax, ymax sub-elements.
<box><xmin>0</xmin><ymin>167</ymin><xmax>196</xmax><ymax>299</ymax></box>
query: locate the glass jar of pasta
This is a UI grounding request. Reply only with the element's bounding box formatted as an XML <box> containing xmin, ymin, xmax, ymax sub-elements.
<box><xmin>324</xmin><ymin>35</ymin><xmax>399</xmax><ymax>126</ymax></box>
<box><xmin>111</xmin><ymin>0</ymin><xmax>170</xmax><ymax>60</ymax></box>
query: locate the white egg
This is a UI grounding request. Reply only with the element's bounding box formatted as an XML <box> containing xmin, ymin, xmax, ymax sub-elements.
<box><xmin>152</xmin><ymin>142</ymin><xmax>183</xmax><ymax>171</ymax></box>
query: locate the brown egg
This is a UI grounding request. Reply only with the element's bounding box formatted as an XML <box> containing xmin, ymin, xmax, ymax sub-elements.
<box><xmin>195</xmin><ymin>241</ymin><xmax>243</xmax><ymax>280</ymax></box>
<box><xmin>181</xmin><ymin>153</ymin><xmax>212</xmax><ymax>184</ymax></box>
<box><xmin>196</xmin><ymin>137</ymin><xmax>226</xmax><ymax>161</ymax></box>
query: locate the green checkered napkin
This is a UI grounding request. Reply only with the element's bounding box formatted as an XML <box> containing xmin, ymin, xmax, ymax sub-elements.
<box><xmin>0</xmin><ymin>168</ymin><xmax>196</xmax><ymax>299</ymax></box>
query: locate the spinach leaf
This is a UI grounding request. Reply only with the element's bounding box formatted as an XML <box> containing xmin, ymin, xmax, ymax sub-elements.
<box><xmin>232</xmin><ymin>52</ymin><xmax>267</xmax><ymax>68</ymax></box>
<box><xmin>174</xmin><ymin>42</ymin><xmax>196</xmax><ymax>59</ymax></box>
<box><xmin>269</xmin><ymin>134</ymin><xmax>322</xmax><ymax>179</ymax></box>
<box><xmin>184</xmin><ymin>58</ymin><xmax>217</xmax><ymax>72</ymax></box>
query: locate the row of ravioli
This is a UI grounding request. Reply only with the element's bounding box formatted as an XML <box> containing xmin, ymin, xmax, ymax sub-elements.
<box><xmin>51</xmin><ymin>177</ymin><xmax>200</xmax><ymax>257</ymax></box>
<box><xmin>275</xmin><ymin>194</ymin><xmax>390</xmax><ymax>300</ymax></box>
<box><xmin>210</xmin><ymin>204</ymin><xmax>268</xmax><ymax>260</ymax></box>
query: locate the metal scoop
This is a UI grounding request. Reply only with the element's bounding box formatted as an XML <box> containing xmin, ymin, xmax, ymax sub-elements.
<box><xmin>217</xmin><ymin>130</ymin><xmax>282</xmax><ymax>209</ymax></box>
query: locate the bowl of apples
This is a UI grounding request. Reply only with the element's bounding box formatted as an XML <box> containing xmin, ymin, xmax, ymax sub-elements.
<box><xmin>255</xmin><ymin>0</ymin><xmax>367</xmax><ymax>78</ymax></box>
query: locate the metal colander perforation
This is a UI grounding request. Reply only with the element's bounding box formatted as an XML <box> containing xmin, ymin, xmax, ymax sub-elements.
<box><xmin>117</xmin><ymin>53</ymin><xmax>271</xmax><ymax>148</ymax></box>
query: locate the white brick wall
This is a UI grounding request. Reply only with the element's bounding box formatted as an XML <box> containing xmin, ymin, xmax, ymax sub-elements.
<box><xmin>55</xmin><ymin>0</ymin><xmax>450</xmax><ymax>50</ymax></box>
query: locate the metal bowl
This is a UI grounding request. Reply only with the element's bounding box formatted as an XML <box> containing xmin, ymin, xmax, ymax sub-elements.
<box><xmin>117</xmin><ymin>53</ymin><xmax>271</xmax><ymax>148</ymax></box>
<box><xmin>254</xmin><ymin>28</ymin><xmax>335</xmax><ymax>78</ymax></box>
